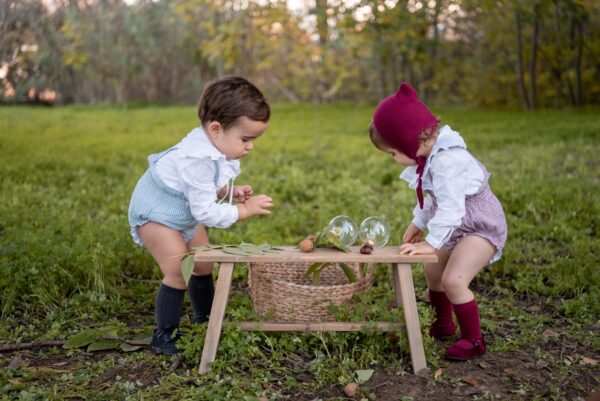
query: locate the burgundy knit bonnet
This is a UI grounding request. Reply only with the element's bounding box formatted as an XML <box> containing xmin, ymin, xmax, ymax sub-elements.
<box><xmin>373</xmin><ymin>83</ymin><xmax>437</xmax><ymax>208</ymax></box>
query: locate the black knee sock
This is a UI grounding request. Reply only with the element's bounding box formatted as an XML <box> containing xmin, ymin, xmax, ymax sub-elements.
<box><xmin>188</xmin><ymin>273</ymin><xmax>214</xmax><ymax>323</ymax></box>
<box><xmin>155</xmin><ymin>283</ymin><xmax>185</xmax><ymax>332</ymax></box>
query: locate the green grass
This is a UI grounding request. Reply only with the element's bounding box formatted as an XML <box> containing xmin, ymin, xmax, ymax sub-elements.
<box><xmin>0</xmin><ymin>104</ymin><xmax>599</xmax><ymax>399</ymax></box>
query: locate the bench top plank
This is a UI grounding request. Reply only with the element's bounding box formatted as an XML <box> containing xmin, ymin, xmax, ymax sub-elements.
<box><xmin>193</xmin><ymin>246</ymin><xmax>437</xmax><ymax>264</ymax></box>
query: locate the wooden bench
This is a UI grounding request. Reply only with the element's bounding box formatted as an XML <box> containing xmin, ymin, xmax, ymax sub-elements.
<box><xmin>194</xmin><ymin>246</ymin><xmax>437</xmax><ymax>374</ymax></box>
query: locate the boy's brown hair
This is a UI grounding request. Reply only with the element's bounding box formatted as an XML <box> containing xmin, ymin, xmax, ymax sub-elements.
<box><xmin>198</xmin><ymin>76</ymin><xmax>270</xmax><ymax>129</ymax></box>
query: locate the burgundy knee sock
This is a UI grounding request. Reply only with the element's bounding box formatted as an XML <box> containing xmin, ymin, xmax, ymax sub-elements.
<box><xmin>428</xmin><ymin>290</ymin><xmax>455</xmax><ymax>337</ymax></box>
<box><xmin>453</xmin><ymin>299</ymin><xmax>482</xmax><ymax>340</ymax></box>
<box><xmin>444</xmin><ymin>298</ymin><xmax>486</xmax><ymax>360</ymax></box>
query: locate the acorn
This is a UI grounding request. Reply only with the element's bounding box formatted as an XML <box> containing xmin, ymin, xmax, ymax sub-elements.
<box><xmin>360</xmin><ymin>239</ymin><xmax>374</xmax><ymax>255</ymax></box>
<box><xmin>299</xmin><ymin>235</ymin><xmax>315</xmax><ymax>253</ymax></box>
<box><xmin>343</xmin><ymin>382</ymin><xmax>359</xmax><ymax>398</ymax></box>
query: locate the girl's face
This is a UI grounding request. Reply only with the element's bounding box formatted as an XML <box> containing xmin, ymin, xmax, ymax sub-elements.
<box><xmin>384</xmin><ymin>140</ymin><xmax>435</xmax><ymax>166</ymax></box>
<box><xmin>207</xmin><ymin>116</ymin><xmax>268</xmax><ymax>160</ymax></box>
<box><xmin>387</xmin><ymin>148</ymin><xmax>417</xmax><ymax>166</ymax></box>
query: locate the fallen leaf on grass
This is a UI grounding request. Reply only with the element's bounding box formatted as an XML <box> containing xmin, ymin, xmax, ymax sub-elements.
<box><xmin>434</xmin><ymin>368</ymin><xmax>443</xmax><ymax>381</ymax></box>
<box><xmin>8</xmin><ymin>356</ymin><xmax>29</xmax><ymax>369</ymax></box>
<box><xmin>504</xmin><ymin>368</ymin><xmax>516</xmax><ymax>376</ymax></box>
<box><xmin>535</xmin><ymin>359</ymin><xmax>549</xmax><ymax>369</ymax></box>
<box><xmin>542</xmin><ymin>328</ymin><xmax>560</xmax><ymax>337</ymax></box>
<box><xmin>527</xmin><ymin>305</ymin><xmax>541</xmax><ymax>312</ymax></box>
<box><xmin>478</xmin><ymin>361</ymin><xmax>491</xmax><ymax>369</ymax></box>
<box><xmin>581</xmin><ymin>356</ymin><xmax>598</xmax><ymax>366</ymax></box>
<box><xmin>354</xmin><ymin>369</ymin><xmax>374</xmax><ymax>384</ymax></box>
<box><xmin>462</xmin><ymin>376</ymin><xmax>481</xmax><ymax>387</ymax></box>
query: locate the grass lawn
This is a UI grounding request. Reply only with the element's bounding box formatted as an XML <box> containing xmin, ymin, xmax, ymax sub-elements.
<box><xmin>0</xmin><ymin>104</ymin><xmax>599</xmax><ymax>400</ymax></box>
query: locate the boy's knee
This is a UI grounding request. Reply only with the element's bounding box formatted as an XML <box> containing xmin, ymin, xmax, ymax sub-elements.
<box><xmin>193</xmin><ymin>261</ymin><xmax>213</xmax><ymax>275</ymax></box>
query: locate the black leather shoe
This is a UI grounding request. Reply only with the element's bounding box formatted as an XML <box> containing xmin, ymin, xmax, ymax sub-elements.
<box><xmin>151</xmin><ymin>328</ymin><xmax>181</xmax><ymax>355</ymax></box>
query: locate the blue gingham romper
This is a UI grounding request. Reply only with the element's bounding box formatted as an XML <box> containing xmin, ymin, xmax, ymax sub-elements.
<box><xmin>128</xmin><ymin>148</ymin><xmax>200</xmax><ymax>246</ymax></box>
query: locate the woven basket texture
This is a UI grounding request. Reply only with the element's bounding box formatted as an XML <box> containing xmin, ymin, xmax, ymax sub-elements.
<box><xmin>248</xmin><ymin>261</ymin><xmax>373</xmax><ymax>322</ymax></box>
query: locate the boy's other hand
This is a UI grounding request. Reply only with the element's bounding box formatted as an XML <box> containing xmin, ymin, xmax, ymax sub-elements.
<box><xmin>399</xmin><ymin>241</ymin><xmax>435</xmax><ymax>255</ymax></box>
<box><xmin>233</xmin><ymin>185</ymin><xmax>253</xmax><ymax>203</ymax></box>
<box><xmin>237</xmin><ymin>194</ymin><xmax>273</xmax><ymax>220</ymax></box>
<box><xmin>402</xmin><ymin>224</ymin><xmax>423</xmax><ymax>244</ymax></box>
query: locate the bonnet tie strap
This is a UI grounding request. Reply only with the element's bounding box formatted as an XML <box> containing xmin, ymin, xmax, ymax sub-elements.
<box><xmin>416</xmin><ymin>156</ymin><xmax>426</xmax><ymax>209</ymax></box>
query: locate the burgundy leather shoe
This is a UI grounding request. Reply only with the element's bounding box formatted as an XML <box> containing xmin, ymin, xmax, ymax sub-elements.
<box><xmin>444</xmin><ymin>337</ymin><xmax>486</xmax><ymax>360</ymax></box>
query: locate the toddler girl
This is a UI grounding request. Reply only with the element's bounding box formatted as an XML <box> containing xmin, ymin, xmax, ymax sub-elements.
<box><xmin>128</xmin><ymin>76</ymin><xmax>274</xmax><ymax>354</ymax></box>
<box><xmin>369</xmin><ymin>83</ymin><xmax>507</xmax><ymax>360</ymax></box>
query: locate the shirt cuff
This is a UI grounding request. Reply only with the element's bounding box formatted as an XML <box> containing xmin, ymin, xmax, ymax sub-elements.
<box><xmin>412</xmin><ymin>216</ymin><xmax>427</xmax><ymax>232</ymax></box>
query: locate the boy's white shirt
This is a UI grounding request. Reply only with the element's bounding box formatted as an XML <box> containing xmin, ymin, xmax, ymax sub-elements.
<box><xmin>399</xmin><ymin>125</ymin><xmax>485</xmax><ymax>249</ymax></box>
<box><xmin>155</xmin><ymin>127</ymin><xmax>240</xmax><ymax>228</ymax></box>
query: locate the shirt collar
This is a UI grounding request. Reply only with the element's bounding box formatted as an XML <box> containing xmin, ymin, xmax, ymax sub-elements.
<box><xmin>399</xmin><ymin>125</ymin><xmax>466</xmax><ymax>187</ymax></box>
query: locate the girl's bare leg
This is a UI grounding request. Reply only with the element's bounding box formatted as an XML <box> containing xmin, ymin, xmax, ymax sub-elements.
<box><xmin>441</xmin><ymin>235</ymin><xmax>495</xmax><ymax>304</ymax></box>
<box><xmin>423</xmin><ymin>247</ymin><xmax>455</xmax><ymax>337</ymax></box>
<box><xmin>441</xmin><ymin>235</ymin><xmax>496</xmax><ymax>360</ymax></box>
<box><xmin>423</xmin><ymin>246</ymin><xmax>450</xmax><ymax>291</ymax></box>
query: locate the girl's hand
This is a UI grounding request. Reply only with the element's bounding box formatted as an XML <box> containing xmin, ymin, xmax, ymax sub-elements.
<box><xmin>237</xmin><ymin>194</ymin><xmax>274</xmax><ymax>220</ymax></box>
<box><xmin>232</xmin><ymin>185</ymin><xmax>253</xmax><ymax>203</ymax></box>
<box><xmin>399</xmin><ymin>241</ymin><xmax>436</xmax><ymax>255</ymax></box>
<box><xmin>402</xmin><ymin>224</ymin><xmax>423</xmax><ymax>244</ymax></box>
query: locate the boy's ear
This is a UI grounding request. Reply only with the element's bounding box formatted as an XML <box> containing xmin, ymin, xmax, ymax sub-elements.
<box><xmin>206</xmin><ymin>121</ymin><xmax>222</xmax><ymax>138</ymax></box>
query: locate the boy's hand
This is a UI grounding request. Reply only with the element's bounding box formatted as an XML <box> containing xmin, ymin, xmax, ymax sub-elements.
<box><xmin>237</xmin><ymin>195</ymin><xmax>274</xmax><ymax>221</ymax></box>
<box><xmin>402</xmin><ymin>223</ymin><xmax>423</xmax><ymax>244</ymax></box>
<box><xmin>399</xmin><ymin>241</ymin><xmax>435</xmax><ymax>255</ymax></box>
<box><xmin>232</xmin><ymin>185</ymin><xmax>253</xmax><ymax>203</ymax></box>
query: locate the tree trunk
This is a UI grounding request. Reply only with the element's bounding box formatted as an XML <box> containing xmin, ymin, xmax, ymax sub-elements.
<box><xmin>514</xmin><ymin>10</ymin><xmax>531</xmax><ymax>109</ymax></box>
<box><xmin>424</xmin><ymin>0</ymin><xmax>441</xmax><ymax>103</ymax></box>
<box><xmin>529</xmin><ymin>5</ymin><xmax>539</xmax><ymax>110</ymax></box>
<box><xmin>315</xmin><ymin>0</ymin><xmax>328</xmax><ymax>45</ymax></box>
<box><xmin>574</xmin><ymin>19</ymin><xmax>584</xmax><ymax>106</ymax></box>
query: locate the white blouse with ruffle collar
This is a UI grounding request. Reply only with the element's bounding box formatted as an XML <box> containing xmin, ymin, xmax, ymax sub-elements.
<box><xmin>154</xmin><ymin>127</ymin><xmax>241</xmax><ymax>228</ymax></box>
<box><xmin>398</xmin><ymin>125</ymin><xmax>485</xmax><ymax>250</ymax></box>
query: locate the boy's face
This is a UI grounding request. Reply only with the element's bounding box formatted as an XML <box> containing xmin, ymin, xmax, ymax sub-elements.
<box><xmin>208</xmin><ymin>116</ymin><xmax>268</xmax><ymax>160</ymax></box>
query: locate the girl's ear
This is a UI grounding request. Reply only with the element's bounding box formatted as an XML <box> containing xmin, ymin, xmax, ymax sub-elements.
<box><xmin>206</xmin><ymin>121</ymin><xmax>223</xmax><ymax>139</ymax></box>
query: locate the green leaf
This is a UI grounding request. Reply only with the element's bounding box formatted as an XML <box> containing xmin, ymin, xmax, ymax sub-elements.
<box><xmin>361</xmin><ymin>263</ymin><xmax>369</xmax><ymax>278</ymax></box>
<box><xmin>238</xmin><ymin>244</ymin><xmax>265</xmax><ymax>254</ymax></box>
<box><xmin>97</xmin><ymin>327</ymin><xmax>118</xmax><ymax>338</ymax></box>
<box><xmin>87</xmin><ymin>339</ymin><xmax>120</xmax><ymax>352</ymax></box>
<box><xmin>222</xmin><ymin>247</ymin><xmax>250</xmax><ymax>256</ymax></box>
<box><xmin>64</xmin><ymin>330</ymin><xmax>101</xmax><ymax>349</ymax></box>
<box><xmin>354</xmin><ymin>369</ymin><xmax>374</xmax><ymax>384</ymax></box>
<box><xmin>181</xmin><ymin>254</ymin><xmax>195</xmax><ymax>286</ymax></box>
<box><xmin>338</xmin><ymin>263</ymin><xmax>357</xmax><ymax>283</ymax></box>
<box><xmin>120</xmin><ymin>343</ymin><xmax>142</xmax><ymax>352</ymax></box>
<box><xmin>303</xmin><ymin>262</ymin><xmax>326</xmax><ymax>277</ymax></box>
<box><xmin>192</xmin><ymin>245</ymin><xmax>210</xmax><ymax>251</ymax></box>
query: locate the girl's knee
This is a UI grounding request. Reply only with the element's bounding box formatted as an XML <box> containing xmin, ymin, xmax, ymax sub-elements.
<box><xmin>441</xmin><ymin>274</ymin><xmax>467</xmax><ymax>293</ymax></box>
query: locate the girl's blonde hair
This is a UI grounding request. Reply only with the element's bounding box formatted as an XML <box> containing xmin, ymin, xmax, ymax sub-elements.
<box><xmin>368</xmin><ymin>118</ymin><xmax>441</xmax><ymax>152</ymax></box>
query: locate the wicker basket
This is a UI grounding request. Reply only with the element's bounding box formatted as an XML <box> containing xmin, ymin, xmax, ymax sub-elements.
<box><xmin>248</xmin><ymin>261</ymin><xmax>373</xmax><ymax>322</ymax></box>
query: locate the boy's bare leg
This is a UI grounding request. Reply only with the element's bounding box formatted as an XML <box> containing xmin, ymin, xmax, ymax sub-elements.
<box><xmin>187</xmin><ymin>225</ymin><xmax>213</xmax><ymax>276</ymax></box>
<box><xmin>186</xmin><ymin>224</ymin><xmax>215</xmax><ymax>324</ymax></box>
<box><xmin>138</xmin><ymin>222</ymin><xmax>188</xmax><ymax>289</ymax></box>
<box><xmin>138</xmin><ymin>222</ymin><xmax>189</xmax><ymax>354</ymax></box>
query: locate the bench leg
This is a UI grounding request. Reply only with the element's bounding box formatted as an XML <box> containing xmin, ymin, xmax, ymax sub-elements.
<box><xmin>199</xmin><ymin>262</ymin><xmax>234</xmax><ymax>374</ymax></box>
<box><xmin>392</xmin><ymin>263</ymin><xmax>427</xmax><ymax>374</ymax></box>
